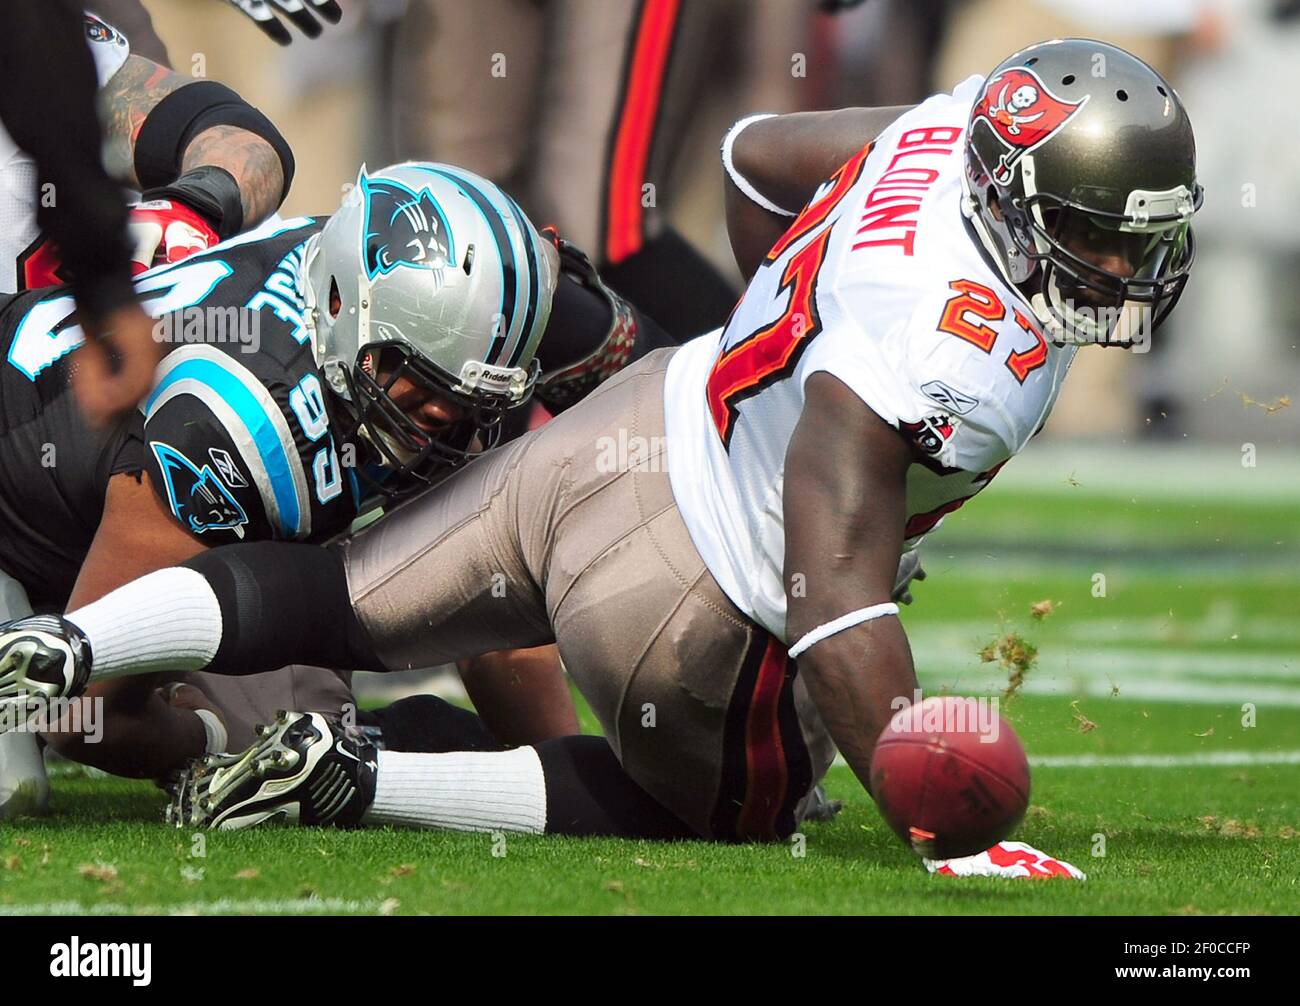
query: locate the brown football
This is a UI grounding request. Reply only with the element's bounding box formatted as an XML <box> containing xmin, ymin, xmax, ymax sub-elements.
<box><xmin>869</xmin><ymin>696</ymin><xmax>1030</xmax><ymax>860</ymax></box>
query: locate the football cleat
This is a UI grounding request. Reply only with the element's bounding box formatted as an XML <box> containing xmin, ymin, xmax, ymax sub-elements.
<box><xmin>167</xmin><ymin>711</ymin><xmax>377</xmax><ymax>830</ymax></box>
<box><xmin>0</xmin><ymin>616</ymin><xmax>93</xmax><ymax>727</ymax></box>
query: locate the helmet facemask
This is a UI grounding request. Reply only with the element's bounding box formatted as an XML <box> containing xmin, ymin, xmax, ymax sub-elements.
<box><xmin>324</xmin><ymin>300</ymin><xmax>540</xmax><ymax>502</ymax></box>
<box><xmin>1000</xmin><ymin>176</ymin><xmax>1200</xmax><ymax>349</ymax></box>
<box><xmin>962</xmin><ymin>40</ymin><xmax>1202</xmax><ymax>352</ymax></box>
<box><xmin>302</xmin><ymin>162</ymin><xmax>558</xmax><ymax>502</ymax></box>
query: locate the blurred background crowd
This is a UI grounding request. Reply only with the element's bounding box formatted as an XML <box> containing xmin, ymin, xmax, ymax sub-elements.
<box><xmin>109</xmin><ymin>0</ymin><xmax>1298</xmax><ymax>447</ymax></box>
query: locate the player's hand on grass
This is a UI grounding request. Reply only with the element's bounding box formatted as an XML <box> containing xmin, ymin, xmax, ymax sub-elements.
<box><xmin>73</xmin><ymin>302</ymin><xmax>163</xmax><ymax>426</ymax></box>
<box><xmin>221</xmin><ymin>0</ymin><xmax>343</xmax><ymax>46</ymax></box>
<box><xmin>127</xmin><ymin>200</ymin><xmax>220</xmax><ymax>274</ymax></box>
<box><xmin>924</xmin><ymin>840</ymin><xmax>1086</xmax><ymax>880</ymax></box>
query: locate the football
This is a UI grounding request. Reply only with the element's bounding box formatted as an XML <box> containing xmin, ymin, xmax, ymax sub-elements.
<box><xmin>870</xmin><ymin>696</ymin><xmax>1030</xmax><ymax>860</ymax></box>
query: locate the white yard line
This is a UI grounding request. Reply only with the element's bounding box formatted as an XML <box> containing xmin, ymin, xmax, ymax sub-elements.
<box><xmin>989</xmin><ymin>444</ymin><xmax>1300</xmax><ymax>501</ymax></box>
<box><xmin>833</xmin><ymin>750</ymin><xmax>1300</xmax><ymax>770</ymax></box>
<box><xmin>913</xmin><ymin>670</ymin><xmax>1300</xmax><ymax>706</ymax></box>
<box><xmin>1030</xmin><ymin>750</ymin><xmax>1300</xmax><ymax>768</ymax></box>
<box><xmin>0</xmin><ymin>897</ymin><xmax>387</xmax><ymax>916</ymax></box>
<box><xmin>912</xmin><ymin>616</ymin><xmax>1300</xmax><ymax>646</ymax></box>
<box><xmin>909</xmin><ymin>640</ymin><xmax>1299</xmax><ymax>681</ymax></box>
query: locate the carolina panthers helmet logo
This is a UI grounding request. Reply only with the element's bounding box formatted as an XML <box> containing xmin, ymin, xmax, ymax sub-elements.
<box><xmin>151</xmin><ymin>442</ymin><xmax>248</xmax><ymax>537</ymax></box>
<box><xmin>360</xmin><ymin>171</ymin><xmax>456</xmax><ymax>281</ymax></box>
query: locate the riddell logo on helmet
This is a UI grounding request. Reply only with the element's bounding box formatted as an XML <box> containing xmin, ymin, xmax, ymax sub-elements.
<box><xmin>972</xmin><ymin>67</ymin><xmax>1088</xmax><ymax>184</ymax></box>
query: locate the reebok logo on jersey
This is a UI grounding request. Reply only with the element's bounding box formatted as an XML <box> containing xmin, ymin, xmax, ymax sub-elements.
<box><xmin>920</xmin><ymin>380</ymin><xmax>979</xmax><ymax>415</ymax></box>
<box><xmin>151</xmin><ymin>442</ymin><xmax>249</xmax><ymax>538</ymax></box>
<box><xmin>208</xmin><ymin>448</ymin><xmax>249</xmax><ymax>489</ymax></box>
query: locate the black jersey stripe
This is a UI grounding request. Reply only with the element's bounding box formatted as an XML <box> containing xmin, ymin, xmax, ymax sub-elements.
<box><xmin>503</xmin><ymin>193</ymin><xmax>542</xmax><ymax>369</ymax></box>
<box><xmin>431</xmin><ymin>169</ymin><xmax>518</xmax><ymax>367</ymax></box>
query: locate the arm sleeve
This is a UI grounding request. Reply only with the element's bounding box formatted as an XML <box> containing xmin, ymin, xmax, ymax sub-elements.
<box><xmin>0</xmin><ymin>3</ymin><xmax>136</xmax><ymax>320</ymax></box>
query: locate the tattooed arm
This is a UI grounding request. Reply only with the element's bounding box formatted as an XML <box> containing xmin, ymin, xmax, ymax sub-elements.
<box><xmin>98</xmin><ymin>55</ymin><xmax>286</xmax><ymax>226</ymax></box>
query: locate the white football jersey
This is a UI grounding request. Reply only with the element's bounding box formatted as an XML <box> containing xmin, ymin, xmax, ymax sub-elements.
<box><xmin>0</xmin><ymin>13</ymin><xmax>131</xmax><ymax>293</ymax></box>
<box><xmin>664</xmin><ymin>76</ymin><xmax>1077</xmax><ymax>639</ymax></box>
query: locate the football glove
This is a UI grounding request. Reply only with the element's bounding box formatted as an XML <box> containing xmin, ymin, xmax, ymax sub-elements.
<box><xmin>220</xmin><ymin>1</ymin><xmax>343</xmax><ymax>46</ymax></box>
<box><xmin>892</xmin><ymin>549</ymin><xmax>926</xmax><ymax>605</ymax></box>
<box><xmin>126</xmin><ymin>199</ymin><xmax>220</xmax><ymax>274</ymax></box>
<box><xmin>923</xmin><ymin>840</ymin><xmax>1087</xmax><ymax>880</ymax></box>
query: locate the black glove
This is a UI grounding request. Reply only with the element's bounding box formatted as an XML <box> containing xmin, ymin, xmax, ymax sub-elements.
<box><xmin>221</xmin><ymin>0</ymin><xmax>343</xmax><ymax>46</ymax></box>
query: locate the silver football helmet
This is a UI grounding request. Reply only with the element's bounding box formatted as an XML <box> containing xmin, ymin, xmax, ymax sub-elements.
<box><xmin>303</xmin><ymin>162</ymin><xmax>559</xmax><ymax>495</ymax></box>
<box><xmin>962</xmin><ymin>40</ymin><xmax>1201</xmax><ymax>347</ymax></box>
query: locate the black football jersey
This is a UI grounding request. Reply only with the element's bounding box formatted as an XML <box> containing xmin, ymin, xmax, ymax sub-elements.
<box><xmin>0</xmin><ymin>216</ymin><xmax>361</xmax><ymax>609</ymax></box>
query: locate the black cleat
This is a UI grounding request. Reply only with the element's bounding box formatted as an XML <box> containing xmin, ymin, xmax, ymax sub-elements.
<box><xmin>168</xmin><ymin>711</ymin><xmax>377</xmax><ymax>830</ymax></box>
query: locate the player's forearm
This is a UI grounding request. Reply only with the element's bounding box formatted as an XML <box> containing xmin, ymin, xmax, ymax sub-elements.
<box><xmin>723</xmin><ymin>106</ymin><xmax>911</xmax><ymax>281</ymax></box>
<box><xmin>99</xmin><ymin>56</ymin><xmax>290</xmax><ymax>227</ymax></box>
<box><xmin>182</xmin><ymin>125</ymin><xmax>285</xmax><ymax>227</ymax></box>
<box><xmin>724</xmin><ymin>175</ymin><xmax>788</xmax><ymax>283</ymax></box>
<box><xmin>732</xmin><ymin>106</ymin><xmax>912</xmax><ymax>213</ymax></box>
<box><xmin>794</xmin><ymin>620</ymin><xmax>917</xmax><ymax>793</ymax></box>
<box><xmin>458</xmin><ymin>647</ymin><xmax>581</xmax><ymax>746</ymax></box>
<box><xmin>98</xmin><ymin>55</ymin><xmax>186</xmax><ymax>188</ymax></box>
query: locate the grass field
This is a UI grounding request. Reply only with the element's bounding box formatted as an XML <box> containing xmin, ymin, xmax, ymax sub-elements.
<box><xmin>1</xmin><ymin>445</ymin><xmax>1297</xmax><ymax>915</ymax></box>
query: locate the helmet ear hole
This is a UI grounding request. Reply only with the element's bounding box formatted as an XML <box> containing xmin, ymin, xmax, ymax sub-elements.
<box><xmin>328</xmin><ymin>278</ymin><xmax>342</xmax><ymax>320</ymax></box>
<box><xmin>987</xmin><ymin>188</ymin><xmax>1003</xmax><ymax>221</ymax></box>
<box><xmin>462</xmin><ymin>244</ymin><xmax>475</xmax><ymax>275</ymax></box>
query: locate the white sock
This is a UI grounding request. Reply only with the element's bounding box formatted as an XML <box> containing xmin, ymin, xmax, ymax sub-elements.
<box><xmin>66</xmin><ymin>568</ymin><xmax>223</xmax><ymax>680</ymax></box>
<box><xmin>364</xmin><ymin>747</ymin><xmax>548</xmax><ymax>834</ymax></box>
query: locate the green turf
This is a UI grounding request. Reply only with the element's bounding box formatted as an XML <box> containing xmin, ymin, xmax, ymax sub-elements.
<box><xmin>2</xmin><ymin>462</ymin><xmax>1298</xmax><ymax>915</ymax></box>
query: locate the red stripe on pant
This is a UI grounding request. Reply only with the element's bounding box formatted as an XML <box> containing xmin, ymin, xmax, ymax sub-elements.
<box><xmin>734</xmin><ymin>637</ymin><xmax>792</xmax><ymax>840</ymax></box>
<box><xmin>604</xmin><ymin>0</ymin><xmax>680</xmax><ymax>264</ymax></box>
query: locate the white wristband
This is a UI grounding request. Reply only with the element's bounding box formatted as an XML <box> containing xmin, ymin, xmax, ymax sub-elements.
<box><xmin>787</xmin><ymin>602</ymin><xmax>900</xmax><ymax>660</ymax></box>
<box><xmin>721</xmin><ymin>113</ymin><xmax>797</xmax><ymax>218</ymax></box>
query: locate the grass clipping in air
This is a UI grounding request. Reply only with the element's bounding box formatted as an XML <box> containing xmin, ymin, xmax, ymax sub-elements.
<box><xmin>980</xmin><ymin>631</ymin><xmax>1039</xmax><ymax>700</ymax></box>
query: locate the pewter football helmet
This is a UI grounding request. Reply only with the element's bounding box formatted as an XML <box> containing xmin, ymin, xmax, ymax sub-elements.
<box><xmin>303</xmin><ymin>162</ymin><xmax>558</xmax><ymax>494</ymax></box>
<box><xmin>962</xmin><ymin>40</ymin><xmax>1202</xmax><ymax>346</ymax></box>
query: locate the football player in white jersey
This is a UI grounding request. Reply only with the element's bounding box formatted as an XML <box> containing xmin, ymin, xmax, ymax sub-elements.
<box><xmin>0</xmin><ymin>40</ymin><xmax>1197</xmax><ymax>878</ymax></box>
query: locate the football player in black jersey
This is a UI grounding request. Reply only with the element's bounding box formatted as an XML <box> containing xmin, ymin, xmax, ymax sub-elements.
<box><xmin>0</xmin><ymin>161</ymin><xmax>671</xmax><ymax>816</ymax></box>
<box><xmin>0</xmin><ymin>9</ymin><xmax>305</xmax><ymax>816</ymax></box>
<box><xmin>0</xmin><ymin>8</ymin><xmax>296</xmax><ymax>427</ymax></box>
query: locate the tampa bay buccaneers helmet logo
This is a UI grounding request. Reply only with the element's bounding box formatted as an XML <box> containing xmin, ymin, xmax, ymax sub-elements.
<box><xmin>971</xmin><ymin>67</ymin><xmax>1088</xmax><ymax>184</ymax></box>
<box><xmin>360</xmin><ymin>170</ymin><xmax>456</xmax><ymax>281</ymax></box>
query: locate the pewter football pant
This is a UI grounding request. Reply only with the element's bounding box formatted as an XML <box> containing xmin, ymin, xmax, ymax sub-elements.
<box><xmin>342</xmin><ymin>349</ymin><xmax>836</xmax><ymax>840</ymax></box>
